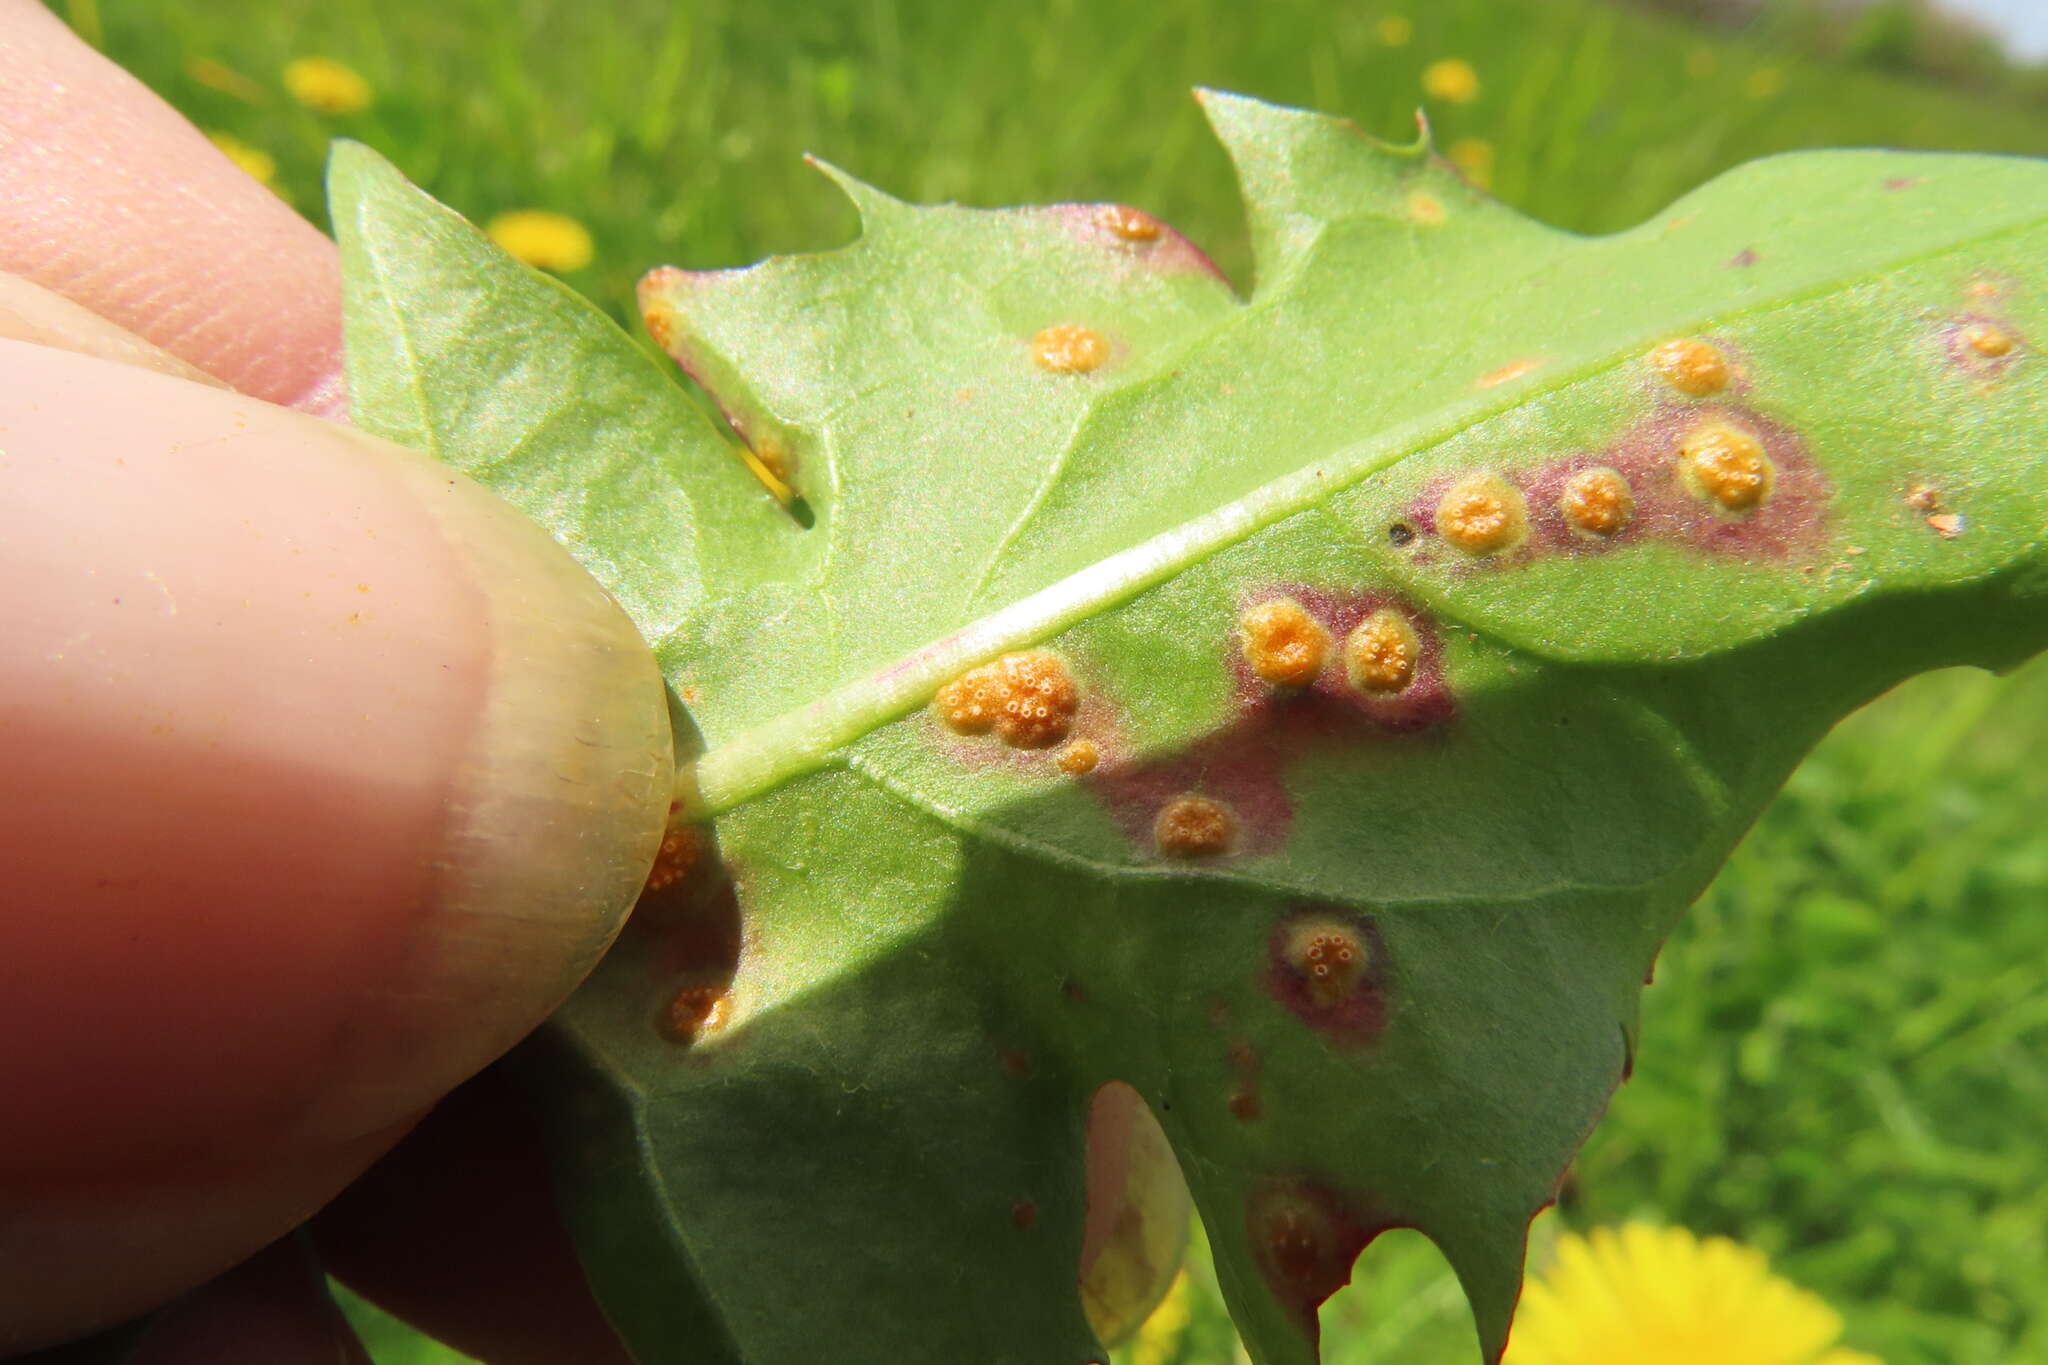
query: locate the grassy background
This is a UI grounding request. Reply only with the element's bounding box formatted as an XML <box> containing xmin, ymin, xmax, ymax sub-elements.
<box><xmin>62</xmin><ymin>0</ymin><xmax>2048</xmax><ymax>1360</ymax></box>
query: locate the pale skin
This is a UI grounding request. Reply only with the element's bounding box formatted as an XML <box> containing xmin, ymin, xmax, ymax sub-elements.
<box><xmin>0</xmin><ymin>7</ymin><xmax>1172</xmax><ymax>1359</ymax></box>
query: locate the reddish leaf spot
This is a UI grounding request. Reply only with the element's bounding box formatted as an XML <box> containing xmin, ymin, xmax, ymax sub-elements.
<box><xmin>1000</xmin><ymin>1049</ymin><xmax>1035</xmax><ymax>1079</ymax></box>
<box><xmin>1045</xmin><ymin>202</ymin><xmax>1231</xmax><ymax>281</ymax></box>
<box><xmin>1245</xmin><ymin>1179</ymin><xmax>1390</xmax><ymax>1343</ymax></box>
<box><xmin>1427</xmin><ymin>402</ymin><xmax>1830</xmax><ymax>564</ymax></box>
<box><xmin>1228</xmin><ymin>1090</ymin><xmax>1263</xmax><ymax>1121</ymax></box>
<box><xmin>1944</xmin><ymin>313</ymin><xmax>2026</xmax><ymax>376</ymax></box>
<box><xmin>1086</xmin><ymin>589</ymin><xmax>1455</xmax><ymax>859</ymax></box>
<box><xmin>1726</xmin><ymin>247</ymin><xmax>1760</xmax><ymax>268</ymax></box>
<box><xmin>1884</xmin><ymin>176</ymin><xmax>1922</xmax><ymax>191</ymax></box>
<box><xmin>1013</xmin><ymin>1198</ymin><xmax>1039</xmax><ymax>1230</ymax></box>
<box><xmin>1265</xmin><ymin>909</ymin><xmax>1389</xmax><ymax>1046</ymax></box>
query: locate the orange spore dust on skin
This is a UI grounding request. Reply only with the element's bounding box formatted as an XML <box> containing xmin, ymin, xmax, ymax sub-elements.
<box><xmin>1477</xmin><ymin>357</ymin><xmax>1543</xmax><ymax>389</ymax></box>
<box><xmin>1559</xmin><ymin>466</ymin><xmax>1636</xmax><ymax>538</ymax></box>
<box><xmin>935</xmin><ymin>650</ymin><xmax>1080</xmax><ymax>749</ymax></box>
<box><xmin>665</xmin><ymin>984</ymin><xmax>731</xmax><ymax>1043</ymax></box>
<box><xmin>1960</xmin><ymin>321</ymin><xmax>2016</xmax><ymax>358</ymax></box>
<box><xmin>1283</xmin><ymin>919</ymin><xmax>1370</xmax><ymax>1008</ymax></box>
<box><xmin>1647</xmin><ymin>336</ymin><xmax>1731</xmax><ymax>397</ymax></box>
<box><xmin>1239</xmin><ymin>597</ymin><xmax>1331</xmax><ymax>687</ymax></box>
<box><xmin>1031</xmin><ymin>324</ymin><xmax>1110</xmax><ymax>374</ymax></box>
<box><xmin>644</xmin><ymin>826</ymin><xmax>700</xmax><ymax>894</ymax></box>
<box><xmin>1057</xmin><ymin>739</ymin><xmax>1101</xmax><ymax>775</ymax></box>
<box><xmin>1154</xmin><ymin>795</ymin><xmax>1236</xmax><ymax>859</ymax></box>
<box><xmin>1679</xmin><ymin>422</ymin><xmax>1774</xmax><ymax>512</ymax></box>
<box><xmin>1343</xmin><ymin>609</ymin><xmax>1419</xmax><ymax>695</ymax></box>
<box><xmin>1097</xmin><ymin>204</ymin><xmax>1163</xmax><ymax>241</ymax></box>
<box><xmin>1435</xmin><ymin>473</ymin><xmax>1528</xmax><ymax>556</ymax></box>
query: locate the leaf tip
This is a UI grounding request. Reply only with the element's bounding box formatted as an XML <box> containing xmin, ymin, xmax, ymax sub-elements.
<box><xmin>803</xmin><ymin>154</ymin><xmax>905</xmax><ymax>222</ymax></box>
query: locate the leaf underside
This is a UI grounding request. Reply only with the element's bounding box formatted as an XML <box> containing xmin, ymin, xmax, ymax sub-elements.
<box><xmin>329</xmin><ymin>92</ymin><xmax>2048</xmax><ymax>1365</ymax></box>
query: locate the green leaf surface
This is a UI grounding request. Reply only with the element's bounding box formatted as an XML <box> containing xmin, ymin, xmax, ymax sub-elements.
<box><xmin>329</xmin><ymin>93</ymin><xmax>2048</xmax><ymax>1365</ymax></box>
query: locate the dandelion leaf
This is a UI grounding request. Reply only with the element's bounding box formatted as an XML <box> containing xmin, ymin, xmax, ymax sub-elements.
<box><xmin>329</xmin><ymin>92</ymin><xmax>2048</xmax><ymax>1364</ymax></box>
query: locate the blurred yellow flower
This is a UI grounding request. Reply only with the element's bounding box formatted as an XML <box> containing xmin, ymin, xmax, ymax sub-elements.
<box><xmin>487</xmin><ymin>210</ymin><xmax>595</xmax><ymax>273</ymax></box>
<box><xmin>1128</xmin><ymin>1270</ymin><xmax>1191</xmax><ymax>1365</ymax></box>
<box><xmin>205</xmin><ymin>131</ymin><xmax>276</xmax><ymax>186</ymax></box>
<box><xmin>283</xmin><ymin>56</ymin><xmax>372</xmax><ymax>115</ymax></box>
<box><xmin>1448</xmin><ymin>136</ymin><xmax>1495</xmax><ymax>189</ymax></box>
<box><xmin>1375</xmin><ymin>15</ymin><xmax>1414</xmax><ymax>47</ymax></box>
<box><xmin>1422</xmin><ymin>58</ymin><xmax>1481</xmax><ymax>105</ymax></box>
<box><xmin>1505</xmin><ymin>1224</ymin><xmax>1883</xmax><ymax>1365</ymax></box>
<box><xmin>1746</xmin><ymin>65</ymin><xmax>1786</xmax><ymax>100</ymax></box>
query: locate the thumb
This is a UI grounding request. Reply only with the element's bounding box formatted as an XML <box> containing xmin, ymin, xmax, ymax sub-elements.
<box><xmin>0</xmin><ymin>337</ymin><xmax>672</xmax><ymax>1349</ymax></box>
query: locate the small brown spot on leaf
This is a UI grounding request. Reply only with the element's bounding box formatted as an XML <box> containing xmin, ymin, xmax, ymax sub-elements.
<box><xmin>1435</xmin><ymin>473</ymin><xmax>1528</xmax><ymax>555</ymax></box>
<box><xmin>1680</xmin><ymin>422</ymin><xmax>1774</xmax><ymax>512</ymax></box>
<box><xmin>1228</xmin><ymin>1091</ymin><xmax>1262</xmax><ymax>1121</ymax></box>
<box><xmin>1097</xmin><ymin>204</ymin><xmax>1163</xmax><ymax>242</ymax></box>
<box><xmin>1155</xmin><ymin>796</ymin><xmax>1236</xmax><ymax>859</ymax></box>
<box><xmin>1032</xmin><ymin>323</ymin><xmax>1110</xmax><ymax>374</ymax></box>
<box><xmin>1012</xmin><ymin>1198</ymin><xmax>1038</xmax><ymax>1229</ymax></box>
<box><xmin>1057</xmin><ymin>738</ymin><xmax>1101</xmax><ymax>775</ymax></box>
<box><xmin>1559</xmin><ymin>466</ymin><xmax>1635</xmax><ymax>538</ymax></box>
<box><xmin>1240</xmin><ymin>597</ymin><xmax>1331</xmax><ymax>687</ymax></box>
<box><xmin>1928</xmin><ymin>512</ymin><xmax>1966</xmax><ymax>538</ymax></box>
<box><xmin>1884</xmin><ymin>176</ymin><xmax>1921</xmax><ymax>191</ymax></box>
<box><xmin>1406</xmin><ymin>190</ymin><xmax>1445</xmax><ymax>226</ymax></box>
<box><xmin>1245</xmin><ymin>1180</ymin><xmax>1381</xmax><ymax>1341</ymax></box>
<box><xmin>1343</xmin><ymin>609</ymin><xmax>1419</xmax><ymax>695</ymax></box>
<box><xmin>935</xmin><ymin>651</ymin><xmax>1078</xmax><ymax>749</ymax></box>
<box><xmin>1647</xmin><ymin>336</ymin><xmax>1730</xmax><ymax>397</ymax></box>
<box><xmin>1727</xmin><ymin>247</ymin><xmax>1760</xmax><ymax>268</ymax></box>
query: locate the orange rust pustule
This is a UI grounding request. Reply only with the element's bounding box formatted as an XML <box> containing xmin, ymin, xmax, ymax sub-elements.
<box><xmin>1434</xmin><ymin>473</ymin><xmax>1528</xmax><ymax>556</ymax></box>
<box><xmin>1057</xmin><ymin>738</ymin><xmax>1101</xmax><ymax>775</ymax></box>
<box><xmin>1031</xmin><ymin>323</ymin><xmax>1110</xmax><ymax>374</ymax></box>
<box><xmin>1265</xmin><ymin>909</ymin><xmax>1389</xmax><ymax>1045</ymax></box>
<box><xmin>1097</xmin><ymin>203</ymin><xmax>1164</xmax><ymax>241</ymax></box>
<box><xmin>664</xmin><ymin>984</ymin><xmax>731</xmax><ymax>1043</ymax></box>
<box><xmin>1343</xmin><ymin>609</ymin><xmax>1419</xmax><ymax>695</ymax></box>
<box><xmin>1680</xmin><ymin>421</ymin><xmax>1774</xmax><ymax>512</ymax></box>
<box><xmin>1647</xmin><ymin>336</ymin><xmax>1730</xmax><ymax>397</ymax></box>
<box><xmin>935</xmin><ymin>650</ymin><xmax>1079</xmax><ymax>749</ymax></box>
<box><xmin>643</xmin><ymin>826</ymin><xmax>701</xmax><ymax>895</ymax></box>
<box><xmin>1559</xmin><ymin>466</ymin><xmax>1635</xmax><ymax>538</ymax></box>
<box><xmin>1245</xmin><ymin>1179</ymin><xmax>1386</xmax><ymax>1345</ymax></box>
<box><xmin>1240</xmin><ymin>597</ymin><xmax>1331</xmax><ymax>687</ymax></box>
<box><xmin>1155</xmin><ymin>795</ymin><xmax>1237</xmax><ymax>859</ymax></box>
<box><xmin>1944</xmin><ymin>314</ymin><xmax>2025</xmax><ymax>374</ymax></box>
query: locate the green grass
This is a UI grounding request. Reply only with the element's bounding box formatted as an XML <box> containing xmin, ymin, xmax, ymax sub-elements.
<box><xmin>69</xmin><ymin>1</ymin><xmax>2048</xmax><ymax>1360</ymax></box>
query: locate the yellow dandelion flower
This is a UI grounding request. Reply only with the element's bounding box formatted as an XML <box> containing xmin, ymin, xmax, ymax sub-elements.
<box><xmin>205</xmin><ymin>131</ymin><xmax>276</xmax><ymax>186</ymax></box>
<box><xmin>1745</xmin><ymin>65</ymin><xmax>1786</xmax><ymax>100</ymax></box>
<box><xmin>1505</xmin><ymin>1224</ymin><xmax>1883</xmax><ymax>1365</ymax></box>
<box><xmin>1129</xmin><ymin>1270</ymin><xmax>1192</xmax><ymax>1365</ymax></box>
<box><xmin>283</xmin><ymin>56</ymin><xmax>372</xmax><ymax>115</ymax></box>
<box><xmin>1422</xmin><ymin>57</ymin><xmax>1481</xmax><ymax>105</ymax></box>
<box><xmin>1375</xmin><ymin>15</ymin><xmax>1414</xmax><ymax>47</ymax></box>
<box><xmin>1449</xmin><ymin>137</ymin><xmax>1495</xmax><ymax>189</ymax></box>
<box><xmin>487</xmin><ymin>210</ymin><xmax>595</xmax><ymax>273</ymax></box>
